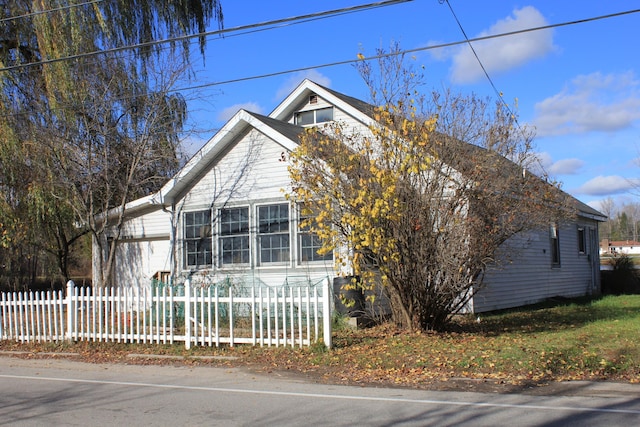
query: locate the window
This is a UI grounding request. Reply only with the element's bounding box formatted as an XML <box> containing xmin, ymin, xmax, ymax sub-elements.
<box><xmin>258</xmin><ymin>204</ymin><xmax>290</xmax><ymax>263</ymax></box>
<box><xmin>184</xmin><ymin>210</ymin><xmax>212</xmax><ymax>267</ymax></box>
<box><xmin>294</xmin><ymin>107</ymin><xmax>333</xmax><ymax>126</ymax></box>
<box><xmin>577</xmin><ymin>227</ymin><xmax>586</xmax><ymax>254</ymax></box>
<box><xmin>315</xmin><ymin>107</ymin><xmax>333</xmax><ymax>123</ymax></box>
<box><xmin>298</xmin><ymin>206</ymin><xmax>332</xmax><ymax>262</ymax></box>
<box><xmin>550</xmin><ymin>224</ymin><xmax>561</xmax><ymax>266</ymax></box>
<box><xmin>219</xmin><ymin>207</ymin><xmax>250</xmax><ymax>265</ymax></box>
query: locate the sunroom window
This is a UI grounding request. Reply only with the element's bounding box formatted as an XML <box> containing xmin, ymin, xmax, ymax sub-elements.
<box><xmin>258</xmin><ymin>204</ymin><xmax>290</xmax><ymax>263</ymax></box>
<box><xmin>219</xmin><ymin>207</ymin><xmax>250</xmax><ymax>265</ymax></box>
<box><xmin>298</xmin><ymin>206</ymin><xmax>332</xmax><ymax>262</ymax></box>
<box><xmin>184</xmin><ymin>210</ymin><xmax>212</xmax><ymax>268</ymax></box>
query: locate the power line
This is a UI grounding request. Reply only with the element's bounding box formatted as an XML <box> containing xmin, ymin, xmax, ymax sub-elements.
<box><xmin>0</xmin><ymin>0</ymin><xmax>104</xmax><ymax>24</ymax></box>
<box><xmin>0</xmin><ymin>0</ymin><xmax>401</xmax><ymax>79</ymax></box>
<box><xmin>439</xmin><ymin>0</ymin><xmax>550</xmax><ymax>176</ymax></box>
<box><xmin>440</xmin><ymin>0</ymin><xmax>528</xmax><ymax>138</ymax></box>
<box><xmin>440</xmin><ymin>0</ymin><xmax>505</xmax><ymax>103</ymax></box>
<box><xmin>168</xmin><ymin>7</ymin><xmax>640</xmax><ymax>93</ymax></box>
<box><xmin>2</xmin><ymin>5</ymin><xmax>639</xmax><ymax>119</ymax></box>
<box><xmin>0</xmin><ymin>0</ymin><xmax>415</xmax><ymax>73</ymax></box>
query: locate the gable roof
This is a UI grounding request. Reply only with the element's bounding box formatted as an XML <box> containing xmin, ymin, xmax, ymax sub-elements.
<box><xmin>149</xmin><ymin>109</ymin><xmax>303</xmax><ymax>208</ymax></box>
<box><xmin>269</xmin><ymin>79</ymin><xmax>375</xmax><ymax>126</ymax></box>
<box><xmin>105</xmin><ymin>79</ymin><xmax>604</xmax><ymax>223</ymax></box>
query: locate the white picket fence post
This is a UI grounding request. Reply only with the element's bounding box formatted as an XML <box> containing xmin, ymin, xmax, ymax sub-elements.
<box><xmin>65</xmin><ymin>280</ymin><xmax>75</xmax><ymax>342</ymax></box>
<box><xmin>322</xmin><ymin>278</ymin><xmax>332</xmax><ymax>349</ymax></box>
<box><xmin>184</xmin><ymin>279</ymin><xmax>191</xmax><ymax>350</ymax></box>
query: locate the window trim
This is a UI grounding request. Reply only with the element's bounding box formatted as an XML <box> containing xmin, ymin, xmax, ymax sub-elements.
<box><xmin>183</xmin><ymin>209</ymin><xmax>213</xmax><ymax>268</ymax></box>
<box><xmin>294</xmin><ymin>107</ymin><xmax>334</xmax><ymax>126</ymax></box>
<box><xmin>298</xmin><ymin>204</ymin><xmax>333</xmax><ymax>263</ymax></box>
<box><xmin>218</xmin><ymin>206</ymin><xmax>251</xmax><ymax>266</ymax></box>
<box><xmin>577</xmin><ymin>226</ymin><xmax>586</xmax><ymax>254</ymax></box>
<box><xmin>550</xmin><ymin>223</ymin><xmax>561</xmax><ymax>267</ymax></box>
<box><xmin>257</xmin><ymin>203</ymin><xmax>291</xmax><ymax>265</ymax></box>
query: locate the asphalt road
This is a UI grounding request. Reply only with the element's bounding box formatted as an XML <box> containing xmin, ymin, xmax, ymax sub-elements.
<box><xmin>1</xmin><ymin>357</ymin><xmax>639</xmax><ymax>426</ymax></box>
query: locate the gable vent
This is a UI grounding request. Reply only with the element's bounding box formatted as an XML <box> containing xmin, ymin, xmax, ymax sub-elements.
<box><xmin>309</xmin><ymin>94</ymin><xmax>318</xmax><ymax>105</ymax></box>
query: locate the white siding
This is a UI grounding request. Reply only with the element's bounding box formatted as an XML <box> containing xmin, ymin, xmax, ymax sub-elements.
<box><xmin>473</xmin><ymin>219</ymin><xmax>600</xmax><ymax>312</ymax></box>
<box><xmin>113</xmin><ymin>238</ymin><xmax>171</xmax><ymax>290</ymax></box>
<box><xmin>180</xmin><ymin>129</ymin><xmax>291</xmax><ymax>211</ymax></box>
<box><xmin>94</xmin><ymin>80</ymin><xmax>602</xmax><ymax>315</ymax></box>
<box><xmin>120</xmin><ymin>207</ymin><xmax>171</xmax><ymax>239</ymax></box>
<box><xmin>174</xmin><ymin>128</ymin><xmax>334</xmax><ymax>286</ymax></box>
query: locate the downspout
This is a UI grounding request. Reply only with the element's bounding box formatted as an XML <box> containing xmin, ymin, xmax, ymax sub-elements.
<box><xmin>169</xmin><ymin>202</ymin><xmax>176</xmax><ymax>286</ymax></box>
<box><xmin>153</xmin><ymin>187</ymin><xmax>177</xmax><ymax>287</ymax></box>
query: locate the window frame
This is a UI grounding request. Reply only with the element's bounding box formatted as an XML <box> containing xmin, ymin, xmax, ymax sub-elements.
<box><xmin>298</xmin><ymin>205</ymin><xmax>333</xmax><ymax>263</ymax></box>
<box><xmin>294</xmin><ymin>107</ymin><xmax>334</xmax><ymax>126</ymax></box>
<box><xmin>183</xmin><ymin>210</ymin><xmax>213</xmax><ymax>268</ymax></box>
<box><xmin>550</xmin><ymin>223</ymin><xmax>561</xmax><ymax>267</ymax></box>
<box><xmin>257</xmin><ymin>203</ymin><xmax>291</xmax><ymax>265</ymax></box>
<box><xmin>577</xmin><ymin>226</ymin><xmax>586</xmax><ymax>254</ymax></box>
<box><xmin>218</xmin><ymin>206</ymin><xmax>250</xmax><ymax>266</ymax></box>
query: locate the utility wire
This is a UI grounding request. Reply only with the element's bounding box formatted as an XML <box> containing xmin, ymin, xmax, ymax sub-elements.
<box><xmin>1</xmin><ymin>5</ymin><xmax>638</xmax><ymax>118</ymax></box>
<box><xmin>440</xmin><ymin>0</ymin><xmax>548</xmax><ymax>174</ymax></box>
<box><xmin>440</xmin><ymin>0</ymin><xmax>507</xmax><ymax>104</ymax></box>
<box><xmin>0</xmin><ymin>0</ymin><xmax>104</xmax><ymax>23</ymax></box>
<box><xmin>0</xmin><ymin>0</ymin><xmax>402</xmax><ymax>78</ymax></box>
<box><xmin>169</xmin><ymin>7</ymin><xmax>640</xmax><ymax>92</ymax></box>
<box><xmin>0</xmin><ymin>0</ymin><xmax>414</xmax><ymax>73</ymax></box>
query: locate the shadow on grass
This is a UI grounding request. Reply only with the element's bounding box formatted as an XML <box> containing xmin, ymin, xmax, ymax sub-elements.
<box><xmin>449</xmin><ymin>295</ymin><xmax>640</xmax><ymax>336</ymax></box>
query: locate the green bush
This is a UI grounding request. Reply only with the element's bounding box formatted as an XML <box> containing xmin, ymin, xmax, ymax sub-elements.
<box><xmin>604</xmin><ymin>254</ymin><xmax>640</xmax><ymax>294</ymax></box>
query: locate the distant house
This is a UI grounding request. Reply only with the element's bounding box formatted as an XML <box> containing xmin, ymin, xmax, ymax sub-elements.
<box><xmin>93</xmin><ymin>79</ymin><xmax>606</xmax><ymax>313</ymax></box>
<box><xmin>600</xmin><ymin>239</ymin><xmax>640</xmax><ymax>256</ymax></box>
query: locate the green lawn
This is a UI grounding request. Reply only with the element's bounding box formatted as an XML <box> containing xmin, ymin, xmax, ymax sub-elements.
<box><xmin>303</xmin><ymin>294</ymin><xmax>640</xmax><ymax>385</ymax></box>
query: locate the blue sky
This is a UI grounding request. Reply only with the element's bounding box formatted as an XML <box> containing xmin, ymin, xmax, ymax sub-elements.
<box><xmin>180</xmin><ymin>0</ymin><xmax>640</xmax><ymax>210</ymax></box>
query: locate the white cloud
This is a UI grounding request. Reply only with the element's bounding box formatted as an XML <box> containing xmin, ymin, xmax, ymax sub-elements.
<box><xmin>534</xmin><ymin>71</ymin><xmax>640</xmax><ymax>137</ymax></box>
<box><xmin>216</xmin><ymin>102</ymin><xmax>264</xmax><ymax>122</ymax></box>
<box><xmin>275</xmin><ymin>70</ymin><xmax>332</xmax><ymax>100</ymax></box>
<box><xmin>447</xmin><ymin>6</ymin><xmax>556</xmax><ymax>84</ymax></box>
<box><xmin>575</xmin><ymin>175</ymin><xmax>639</xmax><ymax>196</ymax></box>
<box><xmin>586</xmin><ymin>199</ymin><xmax>607</xmax><ymax>213</ymax></box>
<box><xmin>530</xmin><ymin>152</ymin><xmax>583</xmax><ymax>176</ymax></box>
<box><xmin>547</xmin><ymin>158</ymin><xmax>584</xmax><ymax>176</ymax></box>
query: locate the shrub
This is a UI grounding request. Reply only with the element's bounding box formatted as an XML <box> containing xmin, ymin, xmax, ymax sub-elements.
<box><xmin>604</xmin><ymin>254</ymin><xmax>640</xmax><ymax>294</ymax></box>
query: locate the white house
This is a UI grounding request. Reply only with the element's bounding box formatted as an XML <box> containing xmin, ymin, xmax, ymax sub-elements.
<box><xmin>599</xmin><ymin>239</ymin><xmax>640</xmax><ymax>256</ymax></box>
<box><xmin>93</xmin><ymin>79</ymin><xmax>606</xmax><ymax>313</ymax></box>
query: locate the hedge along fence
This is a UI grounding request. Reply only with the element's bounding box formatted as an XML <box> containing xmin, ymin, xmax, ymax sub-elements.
<box><xmin>0</xmin><ymin>278</ymin><xmax>332</xmax><ymax>349</ymax></box>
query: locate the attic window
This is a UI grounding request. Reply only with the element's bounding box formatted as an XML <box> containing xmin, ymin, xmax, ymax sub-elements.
<box><xmin>294</xmin><ymin>107</ymin><xmax>333</xmax><ymax>126</ymax></box>
<box><xmin>309</xmin><ymin>94</ymin><xmax>318</xmax><ymax>104</ymax></box>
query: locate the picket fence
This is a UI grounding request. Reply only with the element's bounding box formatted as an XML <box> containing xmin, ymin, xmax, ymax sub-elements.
<box><xmin>0</xmin><ymin>279</ymin><xmax>332</xmax><ymax>349</ymax></box>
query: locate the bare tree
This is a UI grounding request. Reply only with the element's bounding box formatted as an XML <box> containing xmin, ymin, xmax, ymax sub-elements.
<box><xmin>63</xmin><ymin>56</ymin><xmax>190</xmax><ymax>287</ymax></box>
<box><xmin>289</xmin><ymin>49</ymin><xmax>572</xmax><ymax>331</ymax></box>
<box><xmin>599</xmin><ymin>197</ymin><xmax>616</xmax><ymax>241</ymax></box>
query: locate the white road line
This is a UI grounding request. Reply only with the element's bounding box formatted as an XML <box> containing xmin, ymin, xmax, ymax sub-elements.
<box><xmin>1</xmin><ymin>373</ymin><xmax>639</xmax><ymax>415</ymax></box>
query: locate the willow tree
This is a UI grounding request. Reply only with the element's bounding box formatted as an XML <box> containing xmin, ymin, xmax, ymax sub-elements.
<box><xmin>288</xmin><ymin>51</ymin><xmax>572</xmax><ymax>331</ymax></box>
<box><xmin>0</xmin><ymin>1</ymin><xmax>223</xmax><ymax>287</ymax></box>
